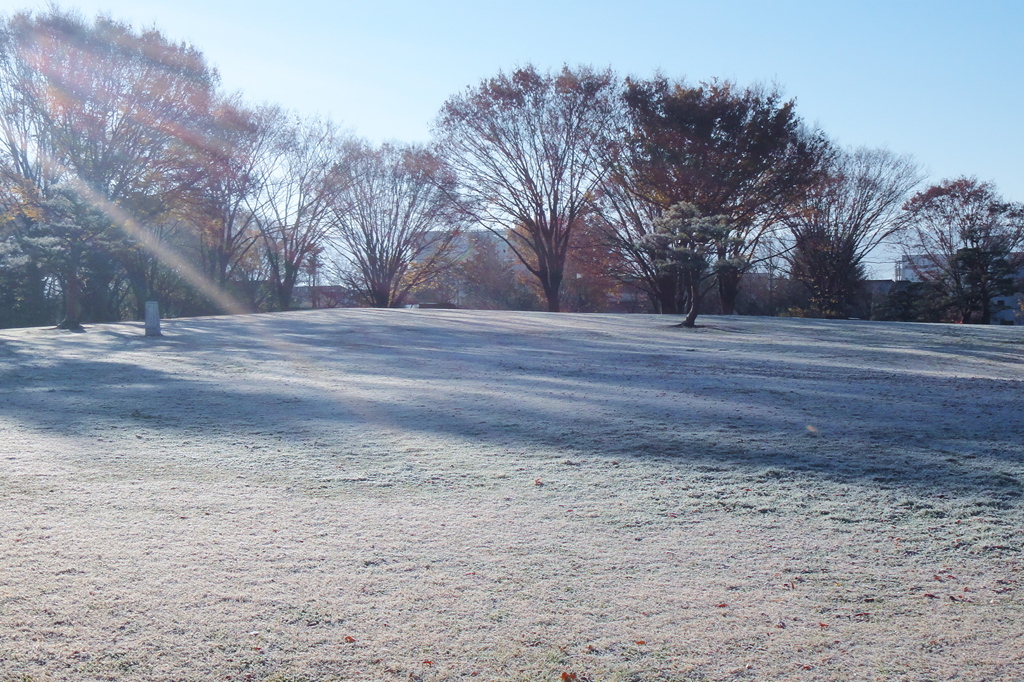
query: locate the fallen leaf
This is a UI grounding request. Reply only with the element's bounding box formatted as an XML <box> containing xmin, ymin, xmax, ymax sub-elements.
<box><xmin>635</xmin><ymin>640</ymin><xmax>646</xmax><ymax>645</ymax></box>
<box><xmin>715</xmin><ymin>603</ymin><xmax>728</xmax><ymax>608</ymax></box>
<box><xmin>343</xmin><ymin>636</ymin><xmax>355</xmax><ymax>643</ymax></box>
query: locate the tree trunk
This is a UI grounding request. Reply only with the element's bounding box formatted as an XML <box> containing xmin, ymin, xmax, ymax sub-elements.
<box><xmin>543</xmin><ymin>287</ymin><xmax>561</xmax><ymax>312</ymax></box>
<box><xmin>277</xmin><ymin>282</ymin><xmax>293</xmax><ymax>311</ymax></box>
<box><xmin>275</xmin><ymin>262</ymin><xmax>302</xmax><ymax>311</ymax></box>
<box><xmin>680</xmin><ymin>305</ymin><xmax>700</xmax><ymax>327</ymax></box>
<box><xmin>540</xmin><ymin>268</ymin><xmax>563</xmax><ymax>313</ymax></box>
<box><xmin>57</xmin><ymin>268</ymin><xmax>84</xmax><ymax>331</ymax></box>
<box><xmin>718</xmin><ymin>269</ymin><xmax>741</xmax><ymax>315</ymax></box>
<box><xmin>979</xmin><ymin>295</ymin><xmax>991</xmax><ymax>325</ymax></box>
<box><xmin>654</xmin><ymin>273</ymin><xmax>680</xmax><ymax>314</ymax></box>
<box><xmin>679</xmin><ymin>282</ymin><xmax>702</xmax><ymax>327</ymax></box>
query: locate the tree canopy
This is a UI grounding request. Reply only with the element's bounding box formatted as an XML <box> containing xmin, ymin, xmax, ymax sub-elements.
<box><xmin>785</xmin><ymin>147</ymin><xmax>921</xmax><ymax>318</ymax></box>
<box><xmin>434</xmin><ymin>65</ymin><xmax>616</xmax><ymax>312</ymax></box>
<box><xmin>0</xmin><ymin>7</ymin><xmax>1018</xmax><ymax>329</ymax></box>
<box><xmin>902</xmin><ymin>177</ymin><xmax>1024</xmax><ymax>324</ymax></box>
<box><xmin>619</xmin><ymin>77</ymin><xmax>827</xmax><ymax>314</ymax></box>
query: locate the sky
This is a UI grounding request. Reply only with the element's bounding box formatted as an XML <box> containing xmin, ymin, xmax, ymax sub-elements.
<box><xmin>5</xmin><ymin>0</ymin><xmax>1023</xmax><ymax>273</ymax></box>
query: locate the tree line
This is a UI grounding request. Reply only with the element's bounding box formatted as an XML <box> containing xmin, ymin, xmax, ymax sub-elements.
<box><xmin>1</xmin><ymin>9</ymin><xmax>1021</xmax><ymax>330</ymax></box>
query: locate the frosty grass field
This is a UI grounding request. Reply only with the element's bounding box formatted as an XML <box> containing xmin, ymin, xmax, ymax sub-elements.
<box><xmin>0</xmin><ymin>309</ymin><xmax>1022</xmax><ymax>681</ymax></box>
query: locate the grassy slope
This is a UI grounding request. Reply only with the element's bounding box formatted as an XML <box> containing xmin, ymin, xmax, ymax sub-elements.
<box><xmin>0</xmin><ymin>310</ymin><xmax>1021</xmax><ymax>681</ymax></box>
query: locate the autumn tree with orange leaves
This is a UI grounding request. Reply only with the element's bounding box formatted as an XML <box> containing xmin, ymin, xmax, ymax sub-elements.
<box><xmin>0</xmin><ymin>8</ymin><xmax>217</xmax><ymax>328</ymax></box>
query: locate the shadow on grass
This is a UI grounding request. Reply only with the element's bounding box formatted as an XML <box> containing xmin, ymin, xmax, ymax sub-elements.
<box><xmin>1</xmin><ymin>310</ymin><xmax>1021</xmax><ymax>503</ymax></box>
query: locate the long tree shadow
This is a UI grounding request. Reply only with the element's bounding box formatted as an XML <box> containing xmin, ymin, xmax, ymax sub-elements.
<box><xmin>1</xmin><ymin>310</ymin><xmax>1021</xmax><ymax>504</ymax></box>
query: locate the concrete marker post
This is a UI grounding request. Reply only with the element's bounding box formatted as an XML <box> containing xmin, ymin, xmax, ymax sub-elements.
<box><xmin>145</xmin><ymin>301</ymin><xmax>161</xmax><ymax>337</ymax></box>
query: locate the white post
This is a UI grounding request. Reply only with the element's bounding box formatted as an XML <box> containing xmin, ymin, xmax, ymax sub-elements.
<box><xmin>144</xmin><ymin>301</ymin><xmax>161</xmax><ymax>336</ymax></box>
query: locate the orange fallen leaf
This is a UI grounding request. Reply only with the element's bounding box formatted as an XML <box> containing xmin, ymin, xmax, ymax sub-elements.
<box><xmin>715</xmin><ymin>603</ymin><xmax>728</xmax><ymax>608</ymax></box>
<box><xmin>818</xmin><ymin>622</ymin><xmax>829</xmax><ymax>628</ymax></box>
<box><xmin>560</xmin><ymin>673</ymin><xmax>577</xmax><ymax>682</ymax></box>
<box><xmin>343</xmin><ymin>636</ymin><xmax>355</xmax><ymax>643</ymax></box>
<box><xmin>422</xmin><ymin>660</ymin><xmax>434</xmax><ymax>666</ymax></box>
<box><xmin>535</xmin><ymin>478</ymin><xmax>543</xmax><ymax>486</ymax></box>
<box><xmin>635</xmin><ymin>640</ymin><xmax>646</xmax><ymax>645</ymax></box>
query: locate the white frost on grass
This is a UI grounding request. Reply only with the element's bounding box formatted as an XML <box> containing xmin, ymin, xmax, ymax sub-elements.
<box><xmin>1</xmin><ymin>309</ymin><xmax>1022</xmax><ymax>681</ymax></box>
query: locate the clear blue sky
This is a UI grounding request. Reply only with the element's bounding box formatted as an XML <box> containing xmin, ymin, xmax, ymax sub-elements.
<box><xmin>9</xmin><ymin>0</ymin><xmax>1024</xmax><ymax>208</ymax></box>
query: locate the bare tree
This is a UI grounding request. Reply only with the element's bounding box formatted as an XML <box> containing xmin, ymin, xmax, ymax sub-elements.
<box><xmin>434</xmin><ymin>65</ymin><xmax>617</xmax><ymax>312</ymax></box>
<box><xmin>249</xmin><ymin>113</ymin><xmax>345</xmax><ymax>310</ymax></box>
<box><xmin>329</xmin><ymin>141</ymin><xmax>461</xmax><ymax>308</ymax></box>
<box><xmin>902</xmin><ymin>177</ymin><xmax>1024</xmax><ymax>324</ymax></box>
<box><xmin>594</xmin><ymin>173</ymin><xmax>675</xmax><ymax>312</ymax></box>
<box><xmin>784</xmin><ymin>146</ymin><xmax>921</xmax><ymax>318</ymax></box>
<box><xmin>189</xmin><ymin>99</ymin><xmax>277</xmax><ymax>292</ymax></box>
